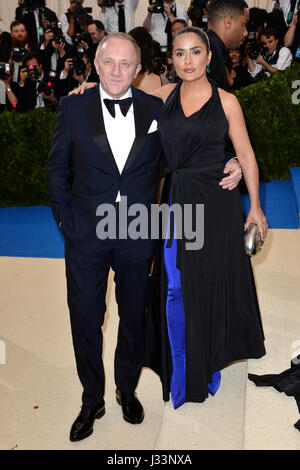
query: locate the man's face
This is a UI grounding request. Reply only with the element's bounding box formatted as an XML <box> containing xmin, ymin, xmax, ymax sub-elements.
<box><xmin>88</xmin><ymin>24</ymin><xmax>104</xmax><ymax>44</ymax></box>
<box><xmin>26</xmin><ymin>58</ymin><xmax>42</xmax><ymax>76</ymax></box>
<box><xmin>95</xmin><ymin>37</ymin><xmax>141</xmax><ymax>98</ymax></box>
<box><xmin>171</xmin><ymin>22</ymin><xmax>186</xmax><ymax>38</ymax></box>
<box><xmin>11</xmin><ymin>24</ymin><xmax>28</xmax><ymax>46</ymax></box>
<box><xmin>260</xmin><ymin>34</ymin><xmax>278</xmax><ymax>55</ymax></box>
<box><xmin>227</xmin><ymin>8</ymin><xmax>249</xmax><ymax>49</ymax></box>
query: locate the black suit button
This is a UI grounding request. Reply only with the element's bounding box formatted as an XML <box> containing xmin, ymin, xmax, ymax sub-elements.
<box><xmin>119</xmin><ymin>176</ymin><xmax>124</xmax><ymax>181</ymax></box>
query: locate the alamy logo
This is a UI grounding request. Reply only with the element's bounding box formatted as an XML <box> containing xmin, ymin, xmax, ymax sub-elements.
<box><xmin>291</xmin><ymin>80</ymin><xmax>300</xmax><ymax>105</ymax></box>
<box><xmin>0</xmin><ymin>340</ymin><xmax>6</xmax><ymax>364</ymax></box>
<box><xmin>96</xmin><ymin>197</ymin><xmax>205</xmax><ymax>251</ymax></box>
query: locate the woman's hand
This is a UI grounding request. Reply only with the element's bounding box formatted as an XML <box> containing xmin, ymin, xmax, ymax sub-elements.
<box><xmin>68</xmin><ymin>81</ymin><xmax>97</xmax><ymax>95</ymax></box>
<box><xmin>219</xmin><ymin>158</ymin><xmax>242</xmax><ymax>190</ymax></box>
<box><xmin>245</xmin><ymin>206</ymin><xmax>268</xmax><ymax>241</ymax></box>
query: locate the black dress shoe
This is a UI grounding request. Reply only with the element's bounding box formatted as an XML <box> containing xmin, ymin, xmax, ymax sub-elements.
<box><xmin>69</xmin><ymin>400</ymin><xmax>105</xmax><ymax>442</ymax></box>
<box><xmin>116</xmin><ymin>389</ymin><xmax>144</xmax><ymax>424</ymax></box>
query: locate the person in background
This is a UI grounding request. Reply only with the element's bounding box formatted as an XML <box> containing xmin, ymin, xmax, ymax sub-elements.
<box><xmin>247</xmin><ymin>27</ymin><xmax>292</xmax><ymax>80</ymax></box>
<box><xmin>226</xmin><ymin>46</ymin><xmax>252</xmax><ymax>89</ymax></box>
<box><xmin>129</xmin><ymin>26</ymin><xmax>161</xmax><ymax>92</ymax></box>
<box><xmin>206</xmin><ymin>0</ymin><xmax>249</xmax><ymax>90</ymax></box>
<box><xmin>15</xmin><ymin>0</ymin><xmax>58</xmax><ymax>50</ymax></box>
<box><xmin>15</xmin><ymin>51</ymin><xmax>58</xmax><ymax>110</ymax></box>
<box><xmin>143</xmin><ymin>0</ymin><xmax>188</xmax><ymax>52</ymax></box>
<box><xmin>99</xmin><ymin>0</ymin><xmax>139</xmax><ymax>34</ymax></box>
<box><xmin>284</xmin><ymin>6</ymin><xmax>300</xmax><ymax>61</ymax></box>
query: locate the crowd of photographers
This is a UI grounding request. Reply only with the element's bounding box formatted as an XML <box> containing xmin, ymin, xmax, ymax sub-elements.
<box><xmin>0</xmin><ymin>0</ymin><xmax>299</xmax><ymax>113</ymax></box>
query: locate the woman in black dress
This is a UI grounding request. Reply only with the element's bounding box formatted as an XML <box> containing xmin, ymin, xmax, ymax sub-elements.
<box><xmin>70</xmin><ymin>28</ymin><xmax>268</xmax><ymax>410</ymax></box>
<box><xmin>150</xmin><ymin>27</ymin><xmax>268</xmax><ymax>409</ymax></box>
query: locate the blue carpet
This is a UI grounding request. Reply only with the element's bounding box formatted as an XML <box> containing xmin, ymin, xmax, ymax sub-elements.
<box><xmin>290</xmin><ymin>167</ymin><xmax>300</xmax><ymax>215</ymax></box>
<box><xmin>0</xmin><ymin>206</ymin><xmax>64</xmax><ymax>258</ymax></box>
<box><xmin>1</xmin><ymin>172</ymin><xmax>299</xmax><ymax>258</ymax></box>
<box><xmin>241</xmin><ymin>180</ymin><xmax>299</xmax><ymax>230</ymax></box>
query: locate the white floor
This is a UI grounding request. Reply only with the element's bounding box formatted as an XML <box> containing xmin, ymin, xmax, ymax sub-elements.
<box><xmin>0</xmin><ymin>229</ymin><xmax>299</xmax><ymax>450</ymax></box>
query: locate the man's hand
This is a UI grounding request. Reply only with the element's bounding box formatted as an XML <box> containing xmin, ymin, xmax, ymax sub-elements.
<box><xmin>19</xmin><ymin>68</ymin><xmax>28</xmax><ymax>86</ymax></box>
<box><xmin>43</xmin><ymin>29</ymin><xmax>54</xmax><ymax>46</ymax></box>
<box><xmin>255</xmin><ymin>53</ymin><xmax>266</xmax><ymax>66</ymax></box>
<box><xmin>219</xmin><ymin>158</ymin><xmax>242</xmax><ymax>190</ymax></box>
<box><xmin>43</xmin><ymin>88</ymin><xmax>57</xmax><ymax>103</ymax></box>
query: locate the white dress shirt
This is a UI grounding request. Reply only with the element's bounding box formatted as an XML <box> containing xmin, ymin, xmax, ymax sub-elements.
<box><xmin>248</xmin><ymin>47</ymin><xmax>293</xmax><ymax>78</ymax></box>
<box><xmin>99</xmin><ymin>84</ymin><xmax>135</xmax><ymax>202</ymax></box>
<box><xmin>269</xmin><ymin>0</ymin><xmax>299</xmax><ymax>24</ymax></box>
<box><xmin>99</xmin><ymin>0</ymin><xmax>139</xmax><ymax>34</ymax></box>
<box><xmin>148</xmin><ymin>2</ymin><xmax>188</xmax><ymax>48</ymax></box>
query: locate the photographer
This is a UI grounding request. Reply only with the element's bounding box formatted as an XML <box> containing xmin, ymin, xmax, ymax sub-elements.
<box><xmin>143</xmin><ymin>0</ymin><xmax>188</xmax><ymax>51</ymax></box>
<box><xmin>39</xmin><ymin>23</ymin><xmax>75</xmax><ymax>82</ymax></box>
<box><xmin>15</xmin><ymin>0</ymin><xmax>58</xmax><ymax>50</ymax></box>
<box><xmin>10</xmin><ymin>21</ymin><xmax>31</xmax><ymax>83</ymax></box>
<box><xmin>0</xmin><ymin>63</ymin><xmax>19</xmax><ymax>114</ymax></box>
<box><xmin>99</xmin><ymin>0</ymin><xmax>139</xmax><ymax>34</ymax></box>
<box><xmin>15</xmin><ymin>51</ymin><xmax>58</xmax><ymax>110</ymax></box>
<box><xmin>284</xmin><ymin>4</ymin><xmax>300</xmax><ymax>60</ymax></box>
<box><xmin>188</xmin><ymin>0</ymin><xmax>209</xmax><ymax>29</ymax></box>
<box><xmin>0</xmin><ymin>38</ymin><xmax>19</xmax><ymax>113</ymax></box>
<box><xmin>60</xmin><ymin>0</ymin><xmax>93</xmax><ymax>47</ymax></box>
<box><xmin>247</xmin><ymin>27</ymin><xmax>292</xmax><ymax>79</ymax></box>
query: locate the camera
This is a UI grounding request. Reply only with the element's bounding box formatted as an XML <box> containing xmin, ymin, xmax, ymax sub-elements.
<box><xmin>13</xmin><ymin>47</ymin><xmax>28</xmax><ymax>64</ymax></box>
<box><xmin>247</xmin><ymin>32</ymin><xmax>268</xmax><ymax>60</ymax></box>
<box><xmin>98</xmin><ymin>0</ymin><xmax>115</xmax><ymax>6</ymax></box>
<box><xmin>72</xmin><ymin>0</ymin><xmax>93</xmax><ymax>18</ymax></box>
<box><xmin>25</xmin><ymin>64</ymin><xmax>40</xmax><ymax>81</ymax></box>
<box><xmin>188</xmin><ymin>0</ymin><xmax>207</xmax><ymax>21</ymax></box>
<box><xmin>47</xmin><ymin>22</ymin><xmax>64</xmax><ymax>45</ymax></box>
<box><xmin>73</xmin><ymin>31</ymin><xmax>93</xmax><ymax>53</ymax></box>
<box><xmin>0</xmin><ymin>63</ymin><xmax>11</xmax><ymax>81</ymax></box>
<box><xmin>69</xmin><ymin>55</ymin><xmax>86</xmax><ymax>76</ymax></box>
<box><xmin>37</xmin><ymin>78</ymin><xmax>53</xmax><ymax>96</ymax></box>
<box><xmin>149</xmin><ymin>0</ymin><xmax>164</xmax><ymax>14</ymax></box>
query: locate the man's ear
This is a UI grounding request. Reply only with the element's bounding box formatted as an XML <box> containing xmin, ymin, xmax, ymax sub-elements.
<box><xmin>134</xmin><ymin>63</ymin><xmax>142</xmax><ymax>79</ymax></box>
<box><xmin>223</xmin><ymin>14</ymin><xmax>233</xmax><ymax>30</ymax></box>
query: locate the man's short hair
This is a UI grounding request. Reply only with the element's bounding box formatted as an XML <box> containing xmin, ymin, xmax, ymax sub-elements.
<box><xmin>259</xmin><ymin>27</ymin><xmax>279</xmax><ymax>40</ymax></box>
<box><xmin>88</xmin><ymin>20</ymin><xmax>105</xmax><ymax>32</ymax></box>
<box><xmin>10</xmin><ymin>20</ymin><xmax>26</xmax><ymax>32</ymax></box>
<box><xmin>95</xmin><ymin>32</ymin><xmax>141</xmax><ymax>65</ymax></box>
<box><xmin>172</xmin><ymin>18</ymin><xmax>188</xmax><ymax>28</ymax></box>
<box><xmin>22</xmin><ymin>51</ymin><xmax>42</xmax><ymax>67</ymax></box>
<box><xmin>207</xmin><ymin>0</ymin><xmax>248</xmax><ymax>24</ymax></box>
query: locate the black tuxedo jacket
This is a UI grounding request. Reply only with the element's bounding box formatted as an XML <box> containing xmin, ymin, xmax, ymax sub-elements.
<box><xmin>47</xmin><ymin>85</ymin><xmax>164</xmax><ymax>259</ymax></box>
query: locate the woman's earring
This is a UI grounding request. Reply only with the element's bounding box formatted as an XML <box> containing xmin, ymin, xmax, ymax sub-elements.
<box><xmin>206</xmin><ymin>64</ymin><xmax>211</xmax><ymax>73</ymax></box>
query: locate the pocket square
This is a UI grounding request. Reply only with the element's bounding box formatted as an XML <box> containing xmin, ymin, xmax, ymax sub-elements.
<box><xmin>147</xmin><ymin>119</ymin><xmax>158</xmax><ymax>134</ymax></box>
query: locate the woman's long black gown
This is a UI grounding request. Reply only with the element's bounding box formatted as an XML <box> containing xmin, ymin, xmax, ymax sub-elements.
<box><xmin>148</xmin><ymin>79</ymin><xmax>266</xmax><ymax>409</ymax></box>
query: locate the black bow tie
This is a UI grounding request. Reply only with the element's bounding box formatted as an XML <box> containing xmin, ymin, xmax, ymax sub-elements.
<box><xmin>103</xmin><ymin>97</ymin><xmax>133</xmax><ymax>118</ymax></box>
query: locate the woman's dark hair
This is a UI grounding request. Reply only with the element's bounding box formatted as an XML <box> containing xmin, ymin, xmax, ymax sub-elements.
<box><xmin>172</xmin><ymin>26</ymin><xmax>211</xmax><ymax>54</ymax></box>
<box><xmin>129</xmin><ymin>26</ymin><xmax>155</xmax><ymax>74</ymax></box>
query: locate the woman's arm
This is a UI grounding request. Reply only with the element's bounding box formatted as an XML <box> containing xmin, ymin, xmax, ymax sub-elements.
<box><xmin>220</xmin><ymin>90</ymin><xmax>268</xmax><ymax>240</ymax></box>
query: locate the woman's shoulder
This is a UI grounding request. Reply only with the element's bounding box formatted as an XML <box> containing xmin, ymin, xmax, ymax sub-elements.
<box><xmin>218</xmin><ymin>87</ymin><xmax>240</xmax><ymax>108</ymax></box>
<box><xmin>148</xmin><ymin>83</ymin><xmax>177</xmax><ymax>103</ymax></box>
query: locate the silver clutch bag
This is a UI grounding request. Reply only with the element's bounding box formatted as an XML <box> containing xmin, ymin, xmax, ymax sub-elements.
<box><xmin>244</xmin><ymin>223</ymin><xmax>264</xmax><ymax>256</ymax></box>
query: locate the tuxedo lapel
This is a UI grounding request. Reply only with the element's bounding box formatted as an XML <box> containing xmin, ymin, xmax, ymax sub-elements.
<box><xmin>84</xmin><ymin>87</ymin><xmax>120</xmax><ymax>174</ymax></box>
<box><xmin>122</xmin><ymin>88</ymin><xmax>152</xmax><ymax>174</ymax></box>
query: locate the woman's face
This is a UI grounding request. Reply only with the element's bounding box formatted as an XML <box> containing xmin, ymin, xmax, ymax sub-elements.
<box><xmin>172</xmin><ymin>33</ymin><xmax>211</xmax><ymax>83</ymax></box>
<box><xmin>229</xmin><ymin>49</ymin><xmax>241</xmax><ymax>65</ymax></box>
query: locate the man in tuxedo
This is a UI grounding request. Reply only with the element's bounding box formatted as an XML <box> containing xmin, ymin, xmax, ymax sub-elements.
<box><xmin>47</xmin><ymin>32</ymin><xmax>242</xmax><ymax>442</ymax></box>
<box><xmin>47</xmin><ymin>33</ymin><xmax>163</xmax><ymax>442</ymax></box>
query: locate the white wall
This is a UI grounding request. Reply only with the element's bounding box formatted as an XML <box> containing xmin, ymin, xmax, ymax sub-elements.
<box><xmin>0</xmin><ymin>0</ymin><xmax>273</xmax><ymax>32</ymax></box>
